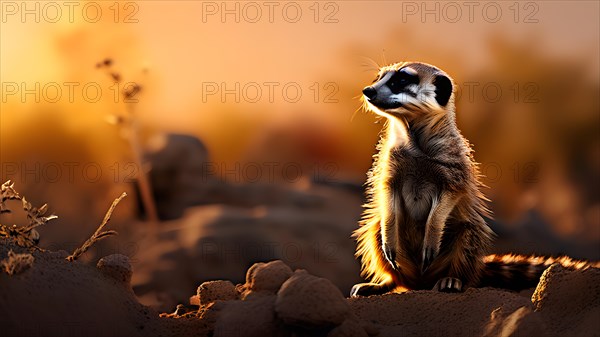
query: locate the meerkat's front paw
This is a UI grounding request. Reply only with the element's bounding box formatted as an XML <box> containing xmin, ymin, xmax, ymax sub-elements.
<box><xmin>350</xmin><ymin>282</ymin><xmax>394</xmax><ymax>297</ymax></box>
<box><xmin>433</xmin><ymin>277</ymin><xmax>463</xmax><ymax>292</ymax></box>
<box><xmin>382</xmin><ymin>243</ymin><xmax>398</xmax><ymax>270</ymax></box>
<box><xmin>421</xmin><ymin>245</ymin><xmax>439</xmax><ymax>272</ymax></box>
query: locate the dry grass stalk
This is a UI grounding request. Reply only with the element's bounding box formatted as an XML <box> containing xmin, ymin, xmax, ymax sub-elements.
<box><xmin>66</xmin><ymin>192</ymin><xmax>127</xmax><ymax>262</ymax></box>
<box><xmin>0</xmin><ymin>181</ymin><xmax>57</xmax><ymax>248</ymax></box>
<box><xmin>21</xmin><ymin>197</ymin><xmax>58</xmax><ymax>232</ymax></box>
<box><xmin>97</xmin><ymin>59</ymin><xmax>159</xmax><ymax>224</ymax></box>
<box><xmin>0</xmin><ymin>180</ymin><xmax>21</xmax><ymax>213</ymax></box>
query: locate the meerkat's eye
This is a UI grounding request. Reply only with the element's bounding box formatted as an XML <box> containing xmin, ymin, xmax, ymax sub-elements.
<box><xmin>386</xmin><ymin>69</ymin><xmax>419</xmax><ymax>94</ymax></box>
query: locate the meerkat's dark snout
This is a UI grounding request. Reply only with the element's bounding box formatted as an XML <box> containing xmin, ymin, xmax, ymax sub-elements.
<box><xmin>362</xmin><ymin>86</ymin><xmax>377</xmax><ymax>100</ymax></box>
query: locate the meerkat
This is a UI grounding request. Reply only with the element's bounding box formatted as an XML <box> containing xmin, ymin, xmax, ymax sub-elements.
<box><xmin>350</xmin><ymin>62</ymin><xmax>599</xmax><ymax>296</ymax></box>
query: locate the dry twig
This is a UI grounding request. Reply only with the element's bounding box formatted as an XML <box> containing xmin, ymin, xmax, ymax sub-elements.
<box><xmin>66</xmin><ymin>192</ymin><xmax>127</xmax><ymax>262</ymax></box>
<box><xmin>0</xmin><ymin>180</ymin><xmax>21</xmax><ymax>214</ymax></box>
<box><xmin>97</xmin><ymin>59</ymin><xmax>159</xmax><ymax>224</ymax></box>
<box><xmin>0</xmin><ymin>181</ymin><xmax>57</xmax><ymax>248</ymax></box>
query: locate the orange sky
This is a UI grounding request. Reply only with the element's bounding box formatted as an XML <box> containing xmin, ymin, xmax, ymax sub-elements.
<box><xmin>2</xmin><ymin>1</ymin><xmax>598</xmax><ymax>117</ymax></box>
<box><xmin>1</xmin><ymin>0</ymin><xmax>599</xmax><ymax>170</ymax></box>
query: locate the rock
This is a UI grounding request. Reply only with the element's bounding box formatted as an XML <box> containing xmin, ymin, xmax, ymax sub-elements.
<box><xmin>532</xmin><ymin>263</ymin><xmax>600</xmax><ymax>335</ymax></box>
<box><xmin>242</xmin><ymin>260</ymin><xmax>293</xmax><ymax>298</ymax></box>
<box><xmin>140</xmin><ymin>133</ymin><xmax>210</xmax><ymax>220</ymax></box>
<box><xmin>214</xmin><ymin>295</ymin><xmax>290</xmax><ymax>337</ymax></box>
<box><xmin>96</xmin><ymin>254</ymin><xmax>132</xmax><ymax>285</ymax></box>
<box><xmin>248</xmin><ymin>260</ymin><xmax>294</xmax><ymax>292</ymax></box>
<box><xmin>197</xmin><ymin>280</ymin><xmax>238</xmax><ymax>305</ymax></box>
<box><xmin>189</xmin><ymin>295</ymin><xmax>200</xmax><ymax>306</ymax></box>
<box><xmin>275</xmin><ymin>270</ymin><xmax>350</xmax><ymax>328</ymax></box>
<box><xmin>532</xmin><ymin>263</ymin><xmax>600</xmax><ymax>310</ymax></box>
<box><xmin>198</xmin><ymin>301</ymin><xmax>224</xmax><ymax>327</ymax></box>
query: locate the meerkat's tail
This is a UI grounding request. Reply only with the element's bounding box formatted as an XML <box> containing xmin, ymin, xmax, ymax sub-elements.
<box><xmin>478</xmin><ymin>254</ymin><xmax>600</xmax><ymax>290</ymax></box>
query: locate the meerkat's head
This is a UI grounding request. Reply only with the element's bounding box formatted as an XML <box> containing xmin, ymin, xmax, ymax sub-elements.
<box><xmin>362</xmin><ymin>62</ymin><xmax>455</xmax><ymax>121</ymax></box>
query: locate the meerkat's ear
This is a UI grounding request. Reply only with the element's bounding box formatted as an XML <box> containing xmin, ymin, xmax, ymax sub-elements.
<box><xmin>433</xmin><ymin>75</ymin><xmax>453</xmax><ymax>106</ymax></box>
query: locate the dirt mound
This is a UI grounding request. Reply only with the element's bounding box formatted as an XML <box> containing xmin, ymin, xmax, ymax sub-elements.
<box><xmin>0</xmin><ymin>238</ymin><xmax>207</xmax><ymax>337</ymax></box>
<box><xmin>1</xmin><ymin>240</ymin><xmax>598</xmax><ymax>337</ymax></box>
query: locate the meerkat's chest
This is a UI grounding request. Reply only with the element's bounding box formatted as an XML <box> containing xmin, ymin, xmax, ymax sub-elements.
<box><xmin>387</xmin><ymin>151</ymin><xmax>446</xmax><ymax>221</ymax></box>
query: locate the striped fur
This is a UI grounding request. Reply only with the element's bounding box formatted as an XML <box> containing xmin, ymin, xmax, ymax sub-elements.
<box><xmin>481</xmin><ymin>254</ymin><xmax>600</xmax><ymax>290</ymax></box>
